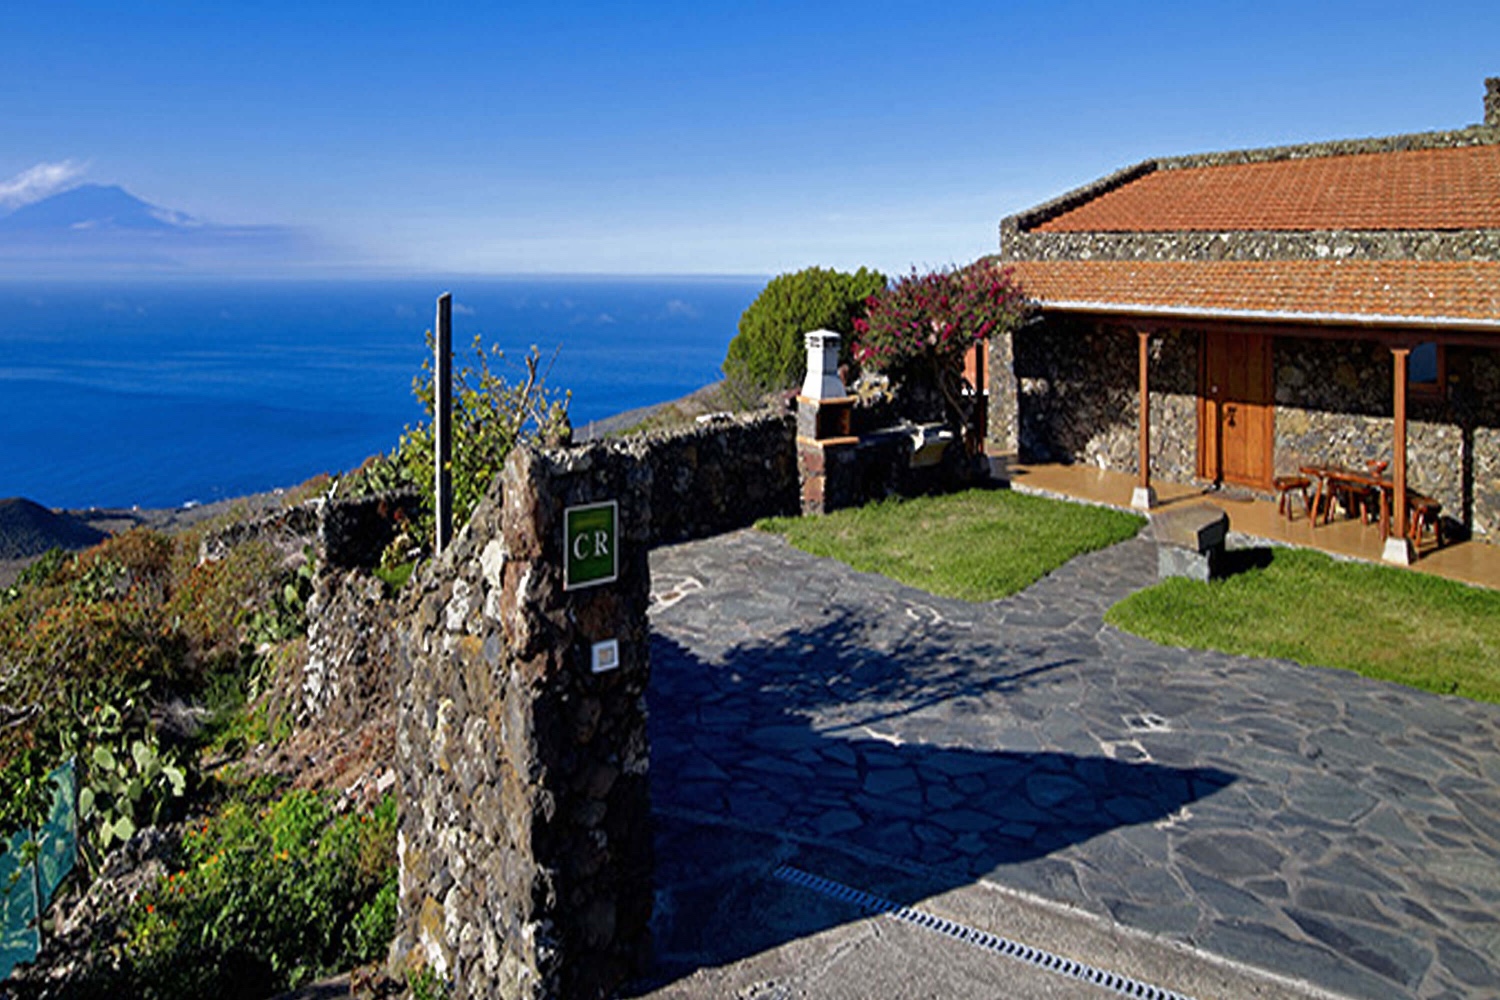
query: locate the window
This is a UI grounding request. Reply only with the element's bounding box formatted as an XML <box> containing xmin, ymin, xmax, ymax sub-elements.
<box><xmin>1408</xmin><ymin>341</ymin><xmax>1444</xmax><ymax>398</ymax></box>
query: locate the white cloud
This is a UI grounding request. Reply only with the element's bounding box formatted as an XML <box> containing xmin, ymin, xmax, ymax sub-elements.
<box><xmin>0</xmin><ymin>160</ymin><xmax>88</xmax><ymax>209</ymax></box>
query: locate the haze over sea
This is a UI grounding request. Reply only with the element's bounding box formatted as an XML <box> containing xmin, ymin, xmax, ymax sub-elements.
<box><xmin>0</xmin><ymin>276</ymin><xmax>762</xmax><ymax>511</ymax></box>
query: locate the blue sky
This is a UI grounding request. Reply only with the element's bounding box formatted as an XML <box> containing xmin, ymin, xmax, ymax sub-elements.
<box><xmin>3</xmin><ymin>1</ymin><xmax>1497</xmax><ymax>276</ymax></box>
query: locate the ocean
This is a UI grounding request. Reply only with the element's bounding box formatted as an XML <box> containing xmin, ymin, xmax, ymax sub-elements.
<box><xmin>0</xmin><ymin>276</ymin><xmax>763</xmax><ymax>510</ymax></box>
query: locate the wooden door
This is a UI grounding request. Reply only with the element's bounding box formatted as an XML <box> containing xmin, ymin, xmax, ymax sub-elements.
<box><xmin>1199</xmin><ymin>331</ymin><xmax>1273</xmax><ymax>488</ymax></box>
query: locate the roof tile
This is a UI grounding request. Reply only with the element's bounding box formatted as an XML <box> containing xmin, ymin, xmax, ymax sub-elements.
<box><xmin>1033</xmin><ymin>145</ymin><xmax>1500</xmax><ymax>233</ymax></box>
<box><xmin>1005</xmin><ymin>260</ymin><xmax>1500</xmax><ymax>323</ymax></box>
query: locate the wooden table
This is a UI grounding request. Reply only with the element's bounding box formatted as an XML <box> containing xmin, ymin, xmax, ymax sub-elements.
<box><xmin>1299</xmin><ymin>464</ymin><xmax>1395</xmax><ymax>540</ymax></box>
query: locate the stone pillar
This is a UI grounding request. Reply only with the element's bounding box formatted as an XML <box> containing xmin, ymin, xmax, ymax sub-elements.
<box><xmin>1485</xmin><ymin>76</ymin><xmax>1499</xmax><ymax>128</ymax></box>
<box><xmin>795</xmin><ymin>330</ymin><xmax>858</xmax><ymax>515</ymax></box>
<box><xmin>393</xmin><ymin>441</ymin><xmax>653</xmax><ymax>999</ymax></box>
<box><xmin>986</xmin><ymin>328</ymin><xmax>1019</xmax><ymax>456</ymax></box>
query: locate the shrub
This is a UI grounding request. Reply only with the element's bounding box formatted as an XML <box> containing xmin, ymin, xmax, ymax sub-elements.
<box><xmin>853</xmin><ymin>263</ymin><xmax>1028</xmax><ymax>451</ymax></box>
<box><xmin>723</xmin><ymin>266</ymin><xmax>887</xmax><ymax>400</ymax></box>
<box><xmin>349</xmin><ymin>335</ymin><xmax>572</xmax><ymax>545</ymax></box>
<box><xmin>82</xmin><ymin>790</ymin><xmax>400</xmax><ymax>999</ymax></box>
<box><xmin>165</xmin><ymin>539</ymin><xmax>283</xmax><ymax>668</ymax></box>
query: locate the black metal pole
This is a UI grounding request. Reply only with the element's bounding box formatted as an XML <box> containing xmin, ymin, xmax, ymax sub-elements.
<box><xmin>435</xmin><ymin>293</ymin><xmax>453</xmax><ymax>553</ymax></box>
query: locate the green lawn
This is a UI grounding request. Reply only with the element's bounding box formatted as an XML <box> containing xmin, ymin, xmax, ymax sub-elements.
<box><xmin>1106</xmin><ymin>547</ymin><xmax>1500</xmax><ymax>703</ymax></box>
<box><xmin>757</xmin><ymin>488</ymin><xmax>1145</xmax><ymax>602</ymax></box>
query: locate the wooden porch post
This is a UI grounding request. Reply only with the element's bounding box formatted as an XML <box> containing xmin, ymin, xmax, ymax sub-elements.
<box><xmin>1383</xmin><ymin>346</ymin><xmax>1415</xmax><ymax>565</ymax></box>
<box><xmin>1131</xmin><ymin>329</ymin><xmax>1157</xmax><ymax>510</ymax></box>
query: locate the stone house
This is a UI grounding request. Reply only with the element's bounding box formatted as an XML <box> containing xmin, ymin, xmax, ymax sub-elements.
<box><xmin>986</xmin><ymin>78</ymin><xmax>1500</xmax><ymax>560</ymax></box>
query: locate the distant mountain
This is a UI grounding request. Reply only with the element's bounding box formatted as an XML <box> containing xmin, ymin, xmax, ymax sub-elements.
<box><xmin>0</xmin><ymin>183</ymin><xmax>327</xmax><ymax>277</ymax></box>
<box><xmin>0</xmin><ymin>184</ymin><xmax>195</xmax><ymax>233</ymax></box>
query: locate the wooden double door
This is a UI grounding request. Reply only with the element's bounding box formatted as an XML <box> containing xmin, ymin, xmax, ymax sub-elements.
<box><xmin>1198</xmin><ymin>331</ymin><xmax>1274</xmax><ymax>489</ymax></box>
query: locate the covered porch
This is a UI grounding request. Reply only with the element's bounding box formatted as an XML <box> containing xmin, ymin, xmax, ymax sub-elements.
<box><xmin>998</xmin><ymin>457</ymin><xmax>1500</xmax><ymax>592</ymax></box>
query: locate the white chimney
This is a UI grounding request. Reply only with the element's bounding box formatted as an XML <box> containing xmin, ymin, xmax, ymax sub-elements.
<box><xmin>800</xmin><ymin>330</ymin><xmax>847</xmax><ymax>400</ymax></box>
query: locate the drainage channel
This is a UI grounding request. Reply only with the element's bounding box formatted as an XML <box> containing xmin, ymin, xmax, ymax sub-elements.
<box><xmin>773</xmin><ymin>865</ymin><xmax>1196</xmax><ymax>1000</ymax></box>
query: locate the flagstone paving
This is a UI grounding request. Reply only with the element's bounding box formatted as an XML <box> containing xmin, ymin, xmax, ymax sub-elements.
<box><xmin>646</xmin><ymin>530</ymin><xmax>1500</xmax><ymax>999</ymax></box>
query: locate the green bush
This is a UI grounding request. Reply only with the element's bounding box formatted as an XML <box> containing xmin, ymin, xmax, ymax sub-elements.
<box><xmin>345</xmin><ymin>335</ymin><xmax>572</xmax><ymax>546</ymax></box>
<box><xmin>723</xmin><ymin>266</ymin><xmax>887</xmax><ymax>400</ymax></box>
<box><xmin>78</xmin><ymin>790</ymin><xmax>399</xmax><ymax>999</ymax></box>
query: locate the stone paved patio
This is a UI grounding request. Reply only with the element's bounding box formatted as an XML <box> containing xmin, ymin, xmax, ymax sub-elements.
<box><xmin>644</xmin><ymin>530</ymin><xmax>1500</xmax><ymax>999</ymax></box>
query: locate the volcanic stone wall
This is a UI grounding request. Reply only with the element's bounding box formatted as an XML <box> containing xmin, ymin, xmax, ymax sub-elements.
<box><xmin>630</xmin><ymin>410</ymin><xmax>798</xmax><ymax>544</ymax></box>
<box><xmin>1004</xmin><ymin>317</ymin><xmax>1199</xmax><ymax>483</ymax></box>
<box><xmin>392</xmin><ymin>441</ymin><xmax>654</xmax><ymax>999</ymax></box>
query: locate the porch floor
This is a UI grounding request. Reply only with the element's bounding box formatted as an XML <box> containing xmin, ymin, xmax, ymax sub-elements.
<box><xmin>998</xmin><ymin>457</ymin><xmax>1500</xmax><ymax>592</ymax></box>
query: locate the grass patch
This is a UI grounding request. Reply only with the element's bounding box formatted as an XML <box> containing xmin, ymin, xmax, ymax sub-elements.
<box><xmin>1106</xmin><ymin>546</ymin><xmax>1500</xmax><ymax>703</ymax></box>
<box><xmin>758</xmin><ymin>489</ymin><xmax>1145</xmax><ymax>602</ymax></box>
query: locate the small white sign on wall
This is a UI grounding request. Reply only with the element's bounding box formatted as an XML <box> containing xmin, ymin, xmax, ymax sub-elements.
<box><xmin>591</xmin><ymin>639</ymin><xmax>620</xmax><ymax>674</ymax></box>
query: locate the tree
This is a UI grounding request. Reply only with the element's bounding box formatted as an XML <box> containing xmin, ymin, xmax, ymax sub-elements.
<box><xmin>723</xmin><ymin>266</ymin><xmax>887</xmax><ymax>400</ymax></box>
<box><xmin>852</xmin><ymin>263</ymin><xmax>1028</xmax><ymax>453</ymax></box>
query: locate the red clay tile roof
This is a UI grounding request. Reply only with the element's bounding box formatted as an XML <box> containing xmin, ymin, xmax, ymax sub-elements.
<box><xmin>1005</xmin><ymin>260</ymin><xmax>1500</xmax><ymax>325</ymax></box>
<box><xmin>1033</xmin><ymin>145</ymin><xmax>1500</xmax><ymax>233</ymax></box>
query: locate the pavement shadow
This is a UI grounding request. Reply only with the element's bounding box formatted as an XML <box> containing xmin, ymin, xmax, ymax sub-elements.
<box><xmin>628</xmin><ymin>610</ymin><xmax>1238</xmax><ymax>992</ymax></box>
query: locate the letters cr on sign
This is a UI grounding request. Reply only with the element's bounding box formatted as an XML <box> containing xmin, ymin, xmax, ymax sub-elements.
<box><xmin>564</xmin><ymin>500</ymin><xmax>619</xmax><ymax>591</ymax></box>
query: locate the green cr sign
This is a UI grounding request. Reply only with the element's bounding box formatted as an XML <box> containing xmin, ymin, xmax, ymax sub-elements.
<box><xmin>564</xmin><ymin>500</ymin><xmax>618</xmax><ymax>590</ymax></box>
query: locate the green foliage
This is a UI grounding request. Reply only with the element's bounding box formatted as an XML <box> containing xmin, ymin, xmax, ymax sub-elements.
<box><xmin>244</xmin><ymin>549</ymin><xmax>315</xmax><ymax>648</ymax></box>
<box><xmin>407</xmin><ymin>966</ymin><xmax>451</xmax><ymax>1000</ymax></box>
<box><xmin>723</xmin><ymin>266</ymin><xmax>887</xmax><ymax>399</ymax></box>
<box><xmin>79</xmin><ymin>790</ymin><xmax>399</xmax><ymax>999</ymax></box>
<box><xmin>0</xmin><ymin>525</ymin><xmax>312</xmax><ymax>869</ymax></box>
<box><xmin>1106</xmin><ymin>546</ymin><xmax>1500</xmax><ymax>703</ymax></box>
<box><xmin>853</xmin><ymin>263</ymin><xmax>1028</xmax><ymax>451</ymax></box>
<box><xmin>2</xmin><ymin>547</ymin><xmax>70</xmax><ymax>605</ymax></box>
<box><xmin>373</xmin><ymin>561</ymin><xmax>415</xmax><ymax>595</ymax></box>
<box><xmin>346</xmin><ymin>334</ymin><xmax>572</xmax><ymax>545</ymax></box>
<box><xmin>64</xmin><ymin>684</ymin><xmax>189</xmax><ymax>868</ymax></box>
<box><xmin>0</xmin><ymin>746</ymin><xmax>60</xmax><ymax>850</ymax></box>
<box><xmin>409</xmin><ymin>334</ymin><xmax>572</xmax><ymax>531</ymax></box>
<box><xmin>0</xmin><ymin>678</ymin><xmax>189</xmax><ymax>872</ymax></box>
<box><xmin>759</xmin><ymin>489</ymin><xmax>1144</xmax><ymax>602</ymax></box>
<box><xmin>164</xmin><ymin>540</ymin><xmax>284</xmax><ymax>666</ymax></box>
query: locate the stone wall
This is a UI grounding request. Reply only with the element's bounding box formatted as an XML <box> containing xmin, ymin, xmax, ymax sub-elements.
<box><xmin>199</xmin><ymin>491</ymin><xmax>419</xmax><ymax>735</ymax></box>
<box><xmin>1006</xmin><ymin>317</ymin><xmax>1198</xmax><ymax>482</ymax></box>
<box><xmin>393</xmin><ymin>441</ymin><xmax>654</xmax><ymax>999</ymax></box>
<box><xmin>626</xmin><ymin>410</ymin><xmax>798</xmax><ymax>545</ymax></box>
<box><xmin>320</xmin><ymin>490</ymin><xmax>423</xmax><ymax>570</ymax></box>
<box><xmin>197</xmin><ymin>490</ymin><xmax>419</xmax><ymax>570</ymax></box>
<box><xmin>296</xmin><ymin>569</ymin><xmax>399</xmax><ymax>730</ymax></box>
<box><xmin>987</xmin><ymin>329</ymin><xmax>1019</xmax><ymax>454</ymax></box>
